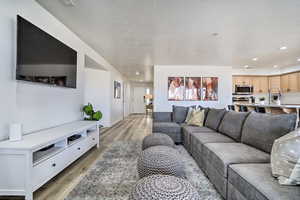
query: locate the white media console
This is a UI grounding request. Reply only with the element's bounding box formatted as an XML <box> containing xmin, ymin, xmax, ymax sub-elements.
<box><xmin>0</xmin><ymin>121</ymin><xmax>100</xmax><ymax>200</ymax></box>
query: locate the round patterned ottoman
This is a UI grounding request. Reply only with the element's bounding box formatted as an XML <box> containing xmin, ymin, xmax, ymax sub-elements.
<box><xmin>142</xmin><ymin>133</ymin><xmax>174</xmax><ymax>150</ymax></box>
<box><xmin>137</xmin><ymin>145</ymin><xmax>185</xmax><ymax>179</ymax></box>
<box><xmin>130</xmin><ymin>175</ymin><xmax>200</xmax><ymax>200</ymax></box>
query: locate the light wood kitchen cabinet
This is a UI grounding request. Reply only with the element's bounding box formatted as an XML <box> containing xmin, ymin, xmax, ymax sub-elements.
<box><xmin>280</xmin><ymin>72</ymin><xmax>299</xmax><ymax>93</ymax></box>
<box><xmin>288</xmin><ymin>73</ymin><xmax>299</xmax><ymax>92</ymax></box>
<box><xmin>233</xmin><ymin>76</ymin><xmax>252</xmax><ymax>86</ymax></box>
<box><xmin>269</xmin><ymin>76</ymin><xmax>281</xmax><ymax>93</ymax></box>
<box><xmin>252</xmin><ymin>76</ymin><xmax>269</xmax><ymax>94</ymax></box>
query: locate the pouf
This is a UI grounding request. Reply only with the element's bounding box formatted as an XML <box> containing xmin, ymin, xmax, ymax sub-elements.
<box><xmin>142</xmin><ymin>133</ymin><xmax>174</xmax><ymax>150</ymax></box>
<box><xmin>137</xmin><ymin>145</ymin><xmax>185</xmax><ymax>178</ymax></box>
<box><xmin>129</xmin><ymin>175</ymin><xmax>200</xmax><ymax>200</ymax></box>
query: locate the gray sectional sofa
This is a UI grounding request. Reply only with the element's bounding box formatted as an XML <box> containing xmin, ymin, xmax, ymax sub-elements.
<box><xmin>152</xmin><ymin>107</ymin><xmax>300</xmax><ymax>200</ymax></box>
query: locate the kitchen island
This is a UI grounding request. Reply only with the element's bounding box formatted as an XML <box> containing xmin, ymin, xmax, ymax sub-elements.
<box><xmin>234</xmin><ymin>103</ymin><xmax>300</xmax><ymax>128</ymax></box>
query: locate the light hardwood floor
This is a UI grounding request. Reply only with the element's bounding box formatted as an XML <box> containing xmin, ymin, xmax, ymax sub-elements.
<box><xmin>0</xmin><ymin>114</ymin><xmax>152</xmax><ymax>200</ymax></box>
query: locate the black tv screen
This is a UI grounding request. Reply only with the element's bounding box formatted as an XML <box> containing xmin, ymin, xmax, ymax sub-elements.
<box><xmin>17</xmin><ymin>15</ymin><xmax>77</xmax><ymax>88</ymax></box>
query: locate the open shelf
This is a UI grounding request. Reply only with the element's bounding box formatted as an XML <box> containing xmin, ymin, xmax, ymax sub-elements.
<box><xmin>33</xmin><ymin>146</ymin><xmax>64</xmax><ymax>166</ymax></box>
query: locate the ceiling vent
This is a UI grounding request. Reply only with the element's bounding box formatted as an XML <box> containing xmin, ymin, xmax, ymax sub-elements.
<box><xmin>61</xmin><ymin>0</ymin><xmax>77</xmax><ymax>6</ymax></box>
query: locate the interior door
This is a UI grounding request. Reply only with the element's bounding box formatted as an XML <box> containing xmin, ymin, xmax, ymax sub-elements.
<box><xmin>133</xmin><ymin>87</ymin><xmax>146</xmax><ymax>113</ymax></box>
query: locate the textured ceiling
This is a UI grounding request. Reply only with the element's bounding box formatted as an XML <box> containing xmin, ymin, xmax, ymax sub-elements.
<box><xmin>37</xmin><ymin>0</ymin><xmax>300</xmax><ymax>81</ymax></box>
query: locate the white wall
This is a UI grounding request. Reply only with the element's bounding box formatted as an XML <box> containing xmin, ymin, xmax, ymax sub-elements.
<box><xmin>154</xmin><ymin>65</ymin><xmax>232</xmax><ymax>112</ymax></box>
<box><xmin>84</xmin><ymin>69</ymin><xmax>111</xmax><ymax>127</ymax></box>
<box><xmin>0</xmin><ymin>0</ymin><xmax>126</xmax><ymax>140</ymax></box>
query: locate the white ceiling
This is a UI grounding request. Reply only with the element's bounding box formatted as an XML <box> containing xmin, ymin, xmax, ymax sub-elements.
<box><xmin>36</xmin><ymin>0</ymin><xmax>300</xmax><ymax>81</ymax></box>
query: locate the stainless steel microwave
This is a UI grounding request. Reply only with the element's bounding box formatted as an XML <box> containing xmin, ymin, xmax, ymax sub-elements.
<box><xmin>235</xmin><ymin>85</ymin><xmax>253</xmax><ymax>94</ymax></box>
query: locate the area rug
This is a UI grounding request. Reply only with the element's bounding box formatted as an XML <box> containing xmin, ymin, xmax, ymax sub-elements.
<box><xmin>65</xmin><ymin>141</ymin><xmax>222</xmax><ymax>200</ymax></box>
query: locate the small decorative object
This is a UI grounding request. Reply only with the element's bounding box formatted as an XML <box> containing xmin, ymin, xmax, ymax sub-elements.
<box><xmin>271</xmin><ymin>129</ymin><xmax>300</xmax><ymax>185</ymax></box>
<box><xmin>130</xmin><ymin>175</ymin><xmax>200</xmax><ymax>200</ymax></box>
<box><xmin>9</xmin><ymin>123</ymin><xmax>22</xmax><ymax>141</ymax></box>
<box><xmin>142</xmin><ymin>133</ymin><xmax>174</xmax><ymax>150</ymax></box>
<box><xmin>82</xmin><ymin>103</ymin><xmax>102</xmax><ymax>121</ymax></box>
<box><xmin>259</xmin><ymin>97</ymin><xmax>265</xmax><ymax>105</ymax></box>
<box><xmin>137</xmin><ymin>146</ymin><xmax>185</xmax><ymax>179</ymax></box>
<box><xmin>114</xmin><ymin>81</ymin><xmax>121</xmax><ymax>99</ymax></box>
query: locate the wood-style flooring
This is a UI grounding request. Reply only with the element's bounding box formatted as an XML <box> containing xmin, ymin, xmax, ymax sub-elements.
<box><xmin>0</xmin><ymin>114</ymin><xmax>152</xmax><ymax>200</ymax></box>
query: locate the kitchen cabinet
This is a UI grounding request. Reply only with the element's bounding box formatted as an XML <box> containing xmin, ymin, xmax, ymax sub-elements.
<box><xmin>280</xmin><ymin>72</ymin><xmax>299</xmax><ymax>93</ymax></box>
<box><xmin>269</xmin><ymin>76</ymin><xmax>281</xmax><ymax>93</ymax></box>
<box><xmin>252</xmin><ymin>76</ymin><xmax>269</xmax><ymax>94</ymax></box>
<box><xmin>289</xmin><ymin>73</ymin><xmax>299</xmax><ymax>92</ymax></box>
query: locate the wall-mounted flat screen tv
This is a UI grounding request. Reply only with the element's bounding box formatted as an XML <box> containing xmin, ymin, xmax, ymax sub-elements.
<box><xmin>16</xmin><ymin>15</ymin><xmax>77</xmax><ymax>88</ymax></box>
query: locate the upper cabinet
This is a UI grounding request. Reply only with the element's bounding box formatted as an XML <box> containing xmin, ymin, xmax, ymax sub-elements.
<box><xmin>233</xmin><ymin>72</ymin><xmax>300</xmax><ymax>94</ymax></box>
<box><xmin>252</xmin><ymin>76</ymin><xmax>269</xmax><ymax>94</ymax></box>
<box><xmin>280</xmin><ymin>72</ymin><xmax>299</xmax><ymax>93</ymax></box>
<box><xmin>269</xmin><ymin>76</ymin><xmax>281</xmax><ymax>93</ymax></box>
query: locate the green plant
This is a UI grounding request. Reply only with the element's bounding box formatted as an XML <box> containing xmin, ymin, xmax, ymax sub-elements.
<box><xmin>83</xmin><ymin>103</ymin><xmax>103</xmax><ymax>121</ymax></box>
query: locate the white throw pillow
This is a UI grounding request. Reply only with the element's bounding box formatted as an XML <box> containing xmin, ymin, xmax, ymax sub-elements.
<box><xmin>187</xmin><ymin>109</ymin><xmax>205</xmax><ymax>127</ymax></box>
<box><xmin>271</xmin><ymin>128</ymin><xmax>300</xmax><ymax>185</ymax></box>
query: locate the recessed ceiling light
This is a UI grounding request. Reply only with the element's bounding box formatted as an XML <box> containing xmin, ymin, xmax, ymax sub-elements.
<box><xmin>252</xmin><ymin>58</ymin><xmax>258</xmax><ymax>61</ymax></box>
<box><xmin>244</xmin><ymin>65</ymin><xmax>249</xmax><ymax>68</ymax></box>
<box><xmin>280</xmin><ymin>46</ymin><xmax>287</xmax><ymax>50</ymax></box>
<box><xmin>139</xmin><ymin>80</ymin><xmax>143</xmax><ymax>82</ymax></box>
<box><xmin>135</xmin><ymin>71</ymin><xmax>140</xmax><ymax>75</ymax></box>
<box><xmin>273</xmin><ymin>65</ymin><xmax>278</xmax><ymax>68</ymax></box>
<box><xmin>297</xmin><ymin>58</ymin><xmax>300</xmax><ymax>62</ymax></box>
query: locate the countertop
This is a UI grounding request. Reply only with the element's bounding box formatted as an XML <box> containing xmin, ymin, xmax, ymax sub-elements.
<box><xmin>234</xmin><ymin>103</ymin><xmax>300</xmax><ymax>109</ymax></box>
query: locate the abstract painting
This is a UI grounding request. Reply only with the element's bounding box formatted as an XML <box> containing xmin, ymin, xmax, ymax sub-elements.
<box><xmin>185</xmin><ymin>77</ymin><xmax>202</xmax><ymax>101</ymax></box>
<box><xmin>168</xmin><ymin>77</ymin><xmax>185</xmax><ymax>101</ymax></box>
<box><xmin>202</xmin><ymin>77</ymin><xmax>218</xmax><ymax>101</ymax></box>
<box><xmin>114</xmin><ymin>81</ymin><xmax>121</xmax><ymax>99</ymax></box>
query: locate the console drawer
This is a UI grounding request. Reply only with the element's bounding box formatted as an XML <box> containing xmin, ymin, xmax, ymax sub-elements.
<box><xmin>32</xmin><ymin>150</ymin><xmax>63</xmax><ymax>191</ymax></box>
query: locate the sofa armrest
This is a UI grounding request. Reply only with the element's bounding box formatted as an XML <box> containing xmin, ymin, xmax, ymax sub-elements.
<box><xmin>153</xmin><ymin>112</ymin><xmax>172</xmax><ymax>122</ymax></box>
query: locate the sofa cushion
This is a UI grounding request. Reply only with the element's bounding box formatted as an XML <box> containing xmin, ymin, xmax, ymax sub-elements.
<box><xmin>182</xmin><ymin>125</ymin><xmax>215</xmax><ymax>154</ymax></box>
<box><xmin>172</xmin><ymin>106</ymin><xmax>189</xmax><ymax>123</ymax></box>
<box><xmin>218</xmin><ymin>111</ymin><xmax>250</xmax><ymax>141</ymax></box>
<box><xmin>152</xmin><ymin>112</ymin><xmax>172</xmax><ymax>122</ymax></box>
<box><xmin>205</xmin><ymin>108</ymin><xmax>227</xmax><ymax>131</ymax></box>
<box><xmin>241</xmin><ymin>112</ymin><xmax>297</xmax><ymax>153</ymax></box>
<box><xmin>204</xmin><ymin>143</ymin><xmax>270</xmax><ymax>178</ymax></box>
<box><xmin>198</xmin><ymin>106</ymin><xmax>210</xmax><ymax>125</ymax></box>
<box><xmin>153</xmin><ymin>122</ymin><xmax>181</xmax><ymax>134</ymax></box>
<box><xmin>182</xmin><ymin>125</ymin><xmax>215</xmax><ymax>133</ymax></box>
<box><xmin>228</xmin><ymin>163</ymin><xmax>300</xmax><ymax>200</ymax></box>
<box><xmin>152</xmin><ymin>122</ymin><xmax>182</xmax><ymax>143</ymax></box>
<box><xmin>190</xmin><ymin>132</ymin><xmax>235</xmax><ymax>171</ymax></box>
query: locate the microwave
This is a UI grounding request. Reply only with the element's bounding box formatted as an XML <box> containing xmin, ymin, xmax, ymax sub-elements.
<box><xmin>235</xmin><ymin>85</ymin><xmax>253</xmax><ymax>94</ymax></box>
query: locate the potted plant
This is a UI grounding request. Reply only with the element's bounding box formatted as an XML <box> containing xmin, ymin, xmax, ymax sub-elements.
<box><xmin>82</xmin><ymin>103</ymin><xmax>103</xmax><ymax>124</ymax></box>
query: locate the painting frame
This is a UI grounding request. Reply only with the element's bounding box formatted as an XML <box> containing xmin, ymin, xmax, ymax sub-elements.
<box><xmin>114</xmin><ymin>81</ymin><xmax>121</xmax><ymax>99</ymax></box>
<box><xmin>167</xmin><ymin>77</ymin><xmax>185</xmax><ymax>101</ymax></box>
<box><xmin>201</xmin><ymin>77</ymin><xmax>219</xmax><ymax>101</ymax></box>
<box><xmin>184</xmin><ymin>77</ymin><xmax>202</xmax><ymax>101</ymax></box>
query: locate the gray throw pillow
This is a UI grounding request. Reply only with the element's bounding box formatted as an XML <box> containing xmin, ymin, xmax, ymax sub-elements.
<box><xmin>172</xmin><ymin>106</ymin><xmax>189</xmax><ymax>123</ymax></box>
<box><xmin>241</xmin><ymin>112</ymin><xmax>297</xmax><ymax>153</ymax></box>
<box><xmin>204</xmin><ymin>108</ymin><xmax>227</xmax><ymax>131</ymax></box>
<box><xmin>218</xmin><ymin>111</ymin><xmax>250</xmax><ymax>141</ymax></box>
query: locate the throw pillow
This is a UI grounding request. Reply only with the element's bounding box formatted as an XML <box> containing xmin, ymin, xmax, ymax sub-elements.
<box><xmin>271</xmin><ymin>128</ymin><xmax>300</xmax><ymax>185</ymax></box>
<box><xmin>187</xmin><ymin>109</ymin><xmax>205</xmax><ymax>127</ymax></box>
<box><xmin>185</xmin><ymin>107</ymin><xmax>201</xmax><ymax>123</ymax></box>
<box><xmin>185</xmin><ymin>107</ymin><xmax>194</xmax><ymax>123</ymax></box>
